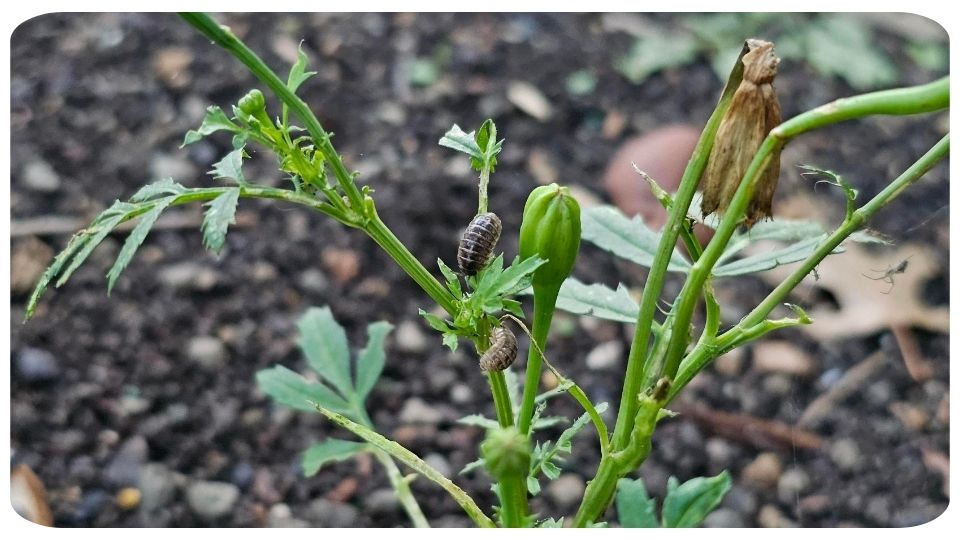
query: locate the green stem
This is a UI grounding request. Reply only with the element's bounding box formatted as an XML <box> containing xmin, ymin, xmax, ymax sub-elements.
<box><xmin>374</xmin><ymin>450</ymin><xmax>431</xmax><ymax>528</ymax></box>
<box><xmin>478</xmin><ymin>167</ymin><xmax>491</xmax><ymax>215</ymax></box>
<box><xmin>517</xmin><ymin>285</ymin><xmax>560</xmax><ymax>434</ymax></box>
<box><xmin>669</xmin><ymin>133</ymin><xmax>949</xmax><ymax>402</ymax></box>
<box><xmin>313</xmin><ymin>403</ymin><xmax>496</xmax><ymax>528</ymax></box>
<box><xmin>659</xmin><ymin>78</ymin><xmax>949</xmax><ymax>384</ymax></box>
<box><xmin>179</xmin><ymin>12</ymin><xmax>366</xmax><ymax>214</ymax></box>
<box><xmin>497</xmin><ymin>473</ymin><xmax>529</xmax><ymax>528</ymax></box>
<box><xmin>487</xmin><ymin>371</ymin><xmax>514</xmax><ymax>428</ymax></box>
<box><xmin>364</xmin><ymin>209</ymin><xmax>459</xmax><ymax>315</ymax></box>
<box><xmin>611</xmin><ymin>66</ymin><xmax>739</xmax><ymax>451</ymax></box>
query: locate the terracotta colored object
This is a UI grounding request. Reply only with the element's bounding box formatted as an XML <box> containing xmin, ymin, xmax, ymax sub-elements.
<box><xmin>603</xmin><ymin>124</ymin><xmax>712</xmax><ymax>247</ymax></box>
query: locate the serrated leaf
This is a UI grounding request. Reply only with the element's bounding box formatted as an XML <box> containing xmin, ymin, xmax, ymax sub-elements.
<box><xmin>527</xmin><ymin>476</ymin><xmax>542</xmax><ymax>496</ymax></box>
<box><xmin>354</xmin><ymin>321</ymin><xmax>393</xmax><ymax>401</ymax></box>
<box><xmin>255</xmin><ymin>365</ymin><xmax>351</xmax><ymax>414</ymax></box>
<box><xmin>55</xmin><ymin>202</ymin><xmax>131</xmax><ymax>287</ymax></box>
<box><xmin>719</xmin><ymin>219</ymin><xmax>827</xmax><ymax>262</ymax></box>
<box><xmin>208</xmin><ymin>149</ymin><xmax>247</xmax><ymax>185</ymax></box>
<box><xmin>713</xmin><ymin>234</ymin><xmax>837</xmax><ymax>277</ymax></box>
<box><xmin>26</xmin><ymin>231</ymin><xmax>93</xmax><ymax>319</ymax></box>
<box><xmin>418</xmin><ymin>309</ymin><xmax>453</xmax><ymax>333</ymax></box>
<box><xmin>297</xmin><ymin>306</ymin><xmax>353</xmax><ymax>400</ymax></box>
<box><xmin>502</xmin><ymin>299</ymin><xmax>525</xmax><ymax>319</ymax></box>
<box><xmin>538</xmin><ymin>517</ymin><xmax>563</xmax><ymax>528</ymax></box>
<box><xmin>617</xmin><ymin>477</ymin><xmax>660</xmax><ymax>528</ymax></box>
<box><xmin>201</xmin><ymin>188</ymin><xmax>240</xmax><ymax>255</ymax></box>
<box><xmin>106</xmin><ymin>197</ymin><xmax>175</xmax><ymax>293</ymax></box>
<box><xmin>287</xmin><ymin>44</ymin><xmax>317</xmax><ymax>93</ymax></box>
<box><xmin>302</xmin><ymin>439</ymin><xmax>367</xmax><ymax>477</ymax></box>
<box><xmin>490</xmin><ymin>255</ymin><xmax>546</xmax><ymax>297</ymax></box>
<box><xmin>459</xmin><ymin>457</ymin><xmax>486</xmax><ymax>475</ymax></box>
<box><xmin>531</xmin><ymin>416</ymin><xmax>569</xmax><ymax>431</ymax></box>
<box><xmin>437</xmin><ymin>258</ymin><xmax>462</xmax><ymax>298</ymax></box>
<box><xmin>181</xmin><ymin>105</ymin><xmax>239</xmax><ymax>147</ymax></box>
<box><xmin>472</xmin><ymin>119</ymin><xmax>503</xmax><ymax>173</ymax></box>
<box><xmin>130</xmin><ymin>178</ymin><xmax>187</xmax><ymax>202</ymax></box>
<box><xmin>438</xmin><ymin>124</ymin><xmax>482</xmax><ymax>160</ymax></box>
<box><xmin>551</xmin><ymin>278</ymin><xmax>639</xmax><ymax>323</ymax></box>
<box><xmin>541</xmin><ymin>461</ymin><xmax>561</xmax><ymax>480</ymax></box>
<box><xmin>661</xmin><ymin>471</ymin><xmax>732</xmax><ymax>528</ymax></box>
<box><xmin>616</xmin><ymin>32</ymin><xmax>701</xmax><ymax>84</ymax></box>
<box><xmin>582</xmin><ymin>206</ymin><xmax>691</xmax><ymax>272</ymax></box>
<box><xmin>442</xmin><ymin>332</ymin><xmax>460</xmax><ymax>352</ymax></box>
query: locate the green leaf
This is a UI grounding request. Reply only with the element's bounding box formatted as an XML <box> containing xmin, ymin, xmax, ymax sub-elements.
<box><xmin>438</xmin><ymin>124</ymin><xmax>482</xmax><ymax>160</ymax></box>
<box><xmin>661</xmin><ymin>471</ymin><xmax>732</xmax><ymax>528</ymax></box>
<box><xmin>553</xmin><ymin>278</ymin><xmax>640</xmax><ymax>323</ymax></box>
<box><xmin>182</xmin><ymin>105</ymin><xmax>240</xmax><ymax>147</ymax></box>
<box><xmin>208</xmin><ymin>149</ymin><xmax>247</xmax><ymax>185</ymax></box>
<box><xmin>472</xmin><ymin>119</ymin><xmax>503</xmax><ymax>173</ymax></box>
<box><xmin>527</xmin><ymin>476</ymin><xmax>542</xmax><ymax>496</ymax></box>
<box><xmin>418</xmin><ymin>309</ymin><xmax>453</xmax><ymax>333</ymax></box>
<box><xmin>801</xmin><ymin>16</ymin><xmax>898</xmax><ymax>90</ymax></box>
<box><xmin>437</xmin><ymin>258</ymin><xmax>463</xmax><ymax>298</ymax></box>
<box><xmin>26</xmin><ymin>231</ymin><xmax>94</xmax><ymax>319</ymax></box>
<box><xmin>442</xmin><ymin>332</ymin><xmax>460</xmax><ymax>352</ymax></box>
<box><xmin>538</xmin><ymin>517</ymin><xmax>564</xmax><ymax>528</ymax></box>
<box><xmin>616</xmin><ymin>477</ymin><xmax>659</xmax><ymax>528</ymax></box>
<box><xmin>616</xmin><ymin>32</ymin><xmax>701</xmax><ymax>84</ymax></box>
<box><xmin>201</xmin><ymin>188</ymin><xmax>240</xmax><ymax>255</ymax></box>
<box><xmin>719</xmin><ymin>218</ymin><xmax>827</xmax><ymax>262</ymax></box>
<box><xmin>56</xmin><ymin>202</ymin><xmax>131</xmax><ymax>287</ymax></box>
<box><xmin>255</xmin><ymin>365</ymin><xmax>351</xmax><ymax>414</ymax></box>
<box><xmin>130</xmin><ymin>178</ymin><xmax>187</xmax><ymax>202</ymax></box>
<box><xmin>287</xmin><ymin>44</ymin><xmax>317</xmax><ymax>93</ymax></box>
<box><xmin>106</xmin><ymin>197</ymin><xmax>175</xmax><ymax>293</ymax></box>
<box><xmin>582</xmin><ymin>206</ymin><xmax>691</xmax><ymax>272</ymax></box>
<box><xmin>541</xmin><ymin>461</ymin><xmax>561</xmax><ymax>480</ymax></box>
<box><xmin>713</xmin><ymin>234</ymin><xmax>836</xmax><ymax>277</ymax></box>
<box><xmin>302</xmin><ymin>439</ymin><xmax>367</xmax><ymax>476</ymax></box>
<box><xmin>906</xmin><ymin>42</ymin><xmax>948</xmax><ymax>72</ymax></box>
<box><xmin>489</xmin><ymin>255</ymin><xmax>546</xmax><ymax>297</ymax></box>
<box><xmin>297</xmin><ymin>306</ymin><xmax>353</xmax><ymax>399</ymax></box>
<box><xmin>459</xmin><ymin>457</ymin><xmax>486</xmax><ymax>475</ymax></box>
<box><xmin>354</xmin><ymin>321</ymin><xmax>393</xmax><ymax>401</ymax></box>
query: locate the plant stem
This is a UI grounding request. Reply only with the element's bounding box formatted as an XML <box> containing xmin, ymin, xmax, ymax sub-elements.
<box><xmin>374</xmin><ymin>450</ymin><xmax>431</xmax><ymax>527</ymax></box>
<box><xmin>178</xmin><ymin>12</ymin><xmax>366</xmax><ymax>214</ymax></box>
<box><xmin>497</xmin><ymin>474</ymin><xmax>529</xmax><ymax>528</ymax></box>
<box><xmin>478</xmin><ymin>167</ymin><xmax>490</xmax><ymax>215</ymax></box>
<box><xmin>659</xmin><ymin>78</ymin><xmax>950</xmax><ymax>384</ymax></box>
<box><xmin>313</xmin><ymin>403</ymin><xmax>496</xmax><ymax>528</ymax></box>
<box><xmin>517</xmin><ymin>285</ymin><xmax>559</xmax><ymax>434</ymax></box>
<box><xmin>487</xmin><ymin>371</ymin><xmax>514</xmax><ymax>427</ymax></box>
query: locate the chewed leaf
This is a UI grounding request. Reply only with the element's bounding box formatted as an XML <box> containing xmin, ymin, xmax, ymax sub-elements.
<box><xmin>354</xmin><ymin>321</ymin><xmax>393</xmax><ymax>402</ymax></box>
<box><xmin>201</xmin><ymin>188</ymin><xmax>240</xmax><ymax>255</ymax></box>
<box><xmin>209</xmin><ymin>149</ymin><xmax>247</xmax><ymax>186</ymax></box>
<box><xmin>287</xmin><ymin>43</ymin><xmax>317</xmax><ymax>93</ymax></box>
<box><xmin>582</xmin><ymin>206</ymin><xmax>691</xmax><ymax>272</ymax></box>
<box><xmin>130</xmin><ymin>178</ymin><xmax>187</xmax><ymax>202</ymax></box>
<box><xmin>553</xmin><ymin>278</ymin><xmax>639</xmax><ymax>323</ymax></box>
<box><xmin>438</xmin><ymin>124</ymin><xmax>482</xmax><ymax>160</ymax></box>
<box><xmin>661</xmin><ymin>471</ymin><xmax>732</xmax><ymax>528</ymax></box>
<box><xmin>302</xmin><ymin>439</ymin><xmax>367</xmax><ymax>477</ymax></box>
<box><xmin>616</xmin><ymin>477</ymin><xmax>659</xmax><ymax>528</ymax></box>
<box><xmin>107</xmin><ymin>197</ymin><xmax>175</xmax><ymax>293</ymax></box>
<box><xmin>182</xmin><ymin>105</ymin><xmax>240</xmax><ymax>147</ymax></box>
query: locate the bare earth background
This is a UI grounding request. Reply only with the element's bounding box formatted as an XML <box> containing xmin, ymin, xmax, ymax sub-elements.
<box><xmin>11</xmin><ymin>13</ymin><xmax>950</xmax><ymax>527</ymax></box>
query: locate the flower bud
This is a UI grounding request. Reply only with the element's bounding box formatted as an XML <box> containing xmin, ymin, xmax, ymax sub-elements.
<box><xmin>518</xmin><ymin>183</ymin><xmax>581</xmax><ymax>292</ymax></box>
<box><xmin>481</xmin><ymin>426</ymin><xmax>531</xmax><ymax>480</ymax></box>
<box><xmin>238</xmin><ymin>89</ymin><xmax>267</xmax><ymax>118</ymax></box>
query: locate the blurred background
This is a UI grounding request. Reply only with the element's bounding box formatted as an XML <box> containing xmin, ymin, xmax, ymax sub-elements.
<box><xmin>10</xmin><ymin>13</ymin><xmax>949</xmax><ymax>527</ymax></box>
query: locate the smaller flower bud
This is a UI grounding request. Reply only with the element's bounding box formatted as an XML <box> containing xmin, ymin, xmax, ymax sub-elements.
<box><xmin>481</xmin><ymin>426</ymin><xmax>531</xmax><ymax>480</ymax></box>
<box><xmin>518</xmin><ymin>183</ymin><xmax>581</xmax><ymax>293</ymax></box>
<box><xmin>238</xmin><ymin>89</ymin><xmax>267</xmax><ymax>118</ymax></box>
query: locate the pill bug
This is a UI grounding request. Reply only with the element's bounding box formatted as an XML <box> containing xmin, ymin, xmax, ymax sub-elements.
<box><xmin>458</xmin><ymin>212</ymin><xmax>502</xmax><ymax>276</ymax></box>
<box><xmin>479</xmin><ymin>326</ymin><xmax>518</xmax><ymax>372</ymax></box>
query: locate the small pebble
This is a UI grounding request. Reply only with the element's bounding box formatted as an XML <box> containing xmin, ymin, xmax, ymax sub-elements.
<box><xmin>16</xmin><ymin>347</ymin><xmax>61</xmax><ymax>383</ymax></box>
<box><xmin>395</xmin><ymin>320</ymin><xmax>429</xmax><ymax>354</ymax></box>
<box><xmin>364</xmin><ymin>488</ymin><xmax>399</xmax><ymax>514</ymax></box>
<box><xmin>268</xmin><ymin>503</ymin><xmax>309</xmax><ymax>528</ymax></box>
<box><xmin>21</xmin><ymin>160</ymin><xmax>61</xmax><ymax>192</ymax></box>
<box><xmin>506</xmin><ymin>81</ymin><xmax>553</xmax><ymax>121</ymax></box>
<box><xmin>585</xmin><ymin>340</ymin><xmax>623</xmax><ymax>370</ymax></box>
<box><xmin>424</xmin><ymin>453</ymin><xmax>453</xmax><ymax>478</ymax></box>
<box><xmin>704</xmin><ymin>507</ymin><xmax>745</xmax><ymax>528</ymax></box>
<box><xmin>186</xmin><ymin>336</ymin><xmax>227</xmax><ymax>371</ymax></box>
<box><xmin>777</xmin><ymin>467</ymin><xmax>810</xmax><ymax>504</ymax></box>
<box><xmin>186</xmin><ymin>481</ymin><xmax>239</xmax><ymax>521</ymax></box>
<box><xmin>321</xmin><ymin>247</ymin><xmax>361</xmax><ymax>284</ymax></box>
<box><xmin>545</xmin><ymin>474</ymin><xmax>585</xmax><ymax>508</ymax></box>
<box><xmin>398</xmin><ymin>397</ymin><xmax>444</xmax><ymax>424</ymax></box>
<box><xmin>138</xmin><ymin>463</ymin><xmax>178</xmax><ymax>513</ymax></box>
<box><xmin>742</xmin><ymin>452</ymin><xmax>782</xmax><ymax>489</ymax></box>
<box><xmin>307</xmin><ymin>498</ymin><xmax>360</xmax><ymax>527</ymax></box>
<box><xmin>829</xmin><ymin>438</ymin><xmax>862</xmax><ymax>472</ymax></box>
<box><xmin>757</xmin><ymin>504</ymin><xmax>797</xmax><ymax>528</ymax></box>
<box><xmin>752</xmin><ymin>341</ymin><xmax>815</xmax><ymax>377</ymax></box>
<box><xmin>298</xmin><ymin>269</ymin><xmax>329</xmax><ymax>293</ymax></box>
<box><xmin>450</xmin><ymin>384</ymin><xmax>473</xmax><ymax>405</ymax></box>
<box><xmin>115</xmin><ymin>487</ymin><xmax>141</xmax><ymax>510</ymax></box>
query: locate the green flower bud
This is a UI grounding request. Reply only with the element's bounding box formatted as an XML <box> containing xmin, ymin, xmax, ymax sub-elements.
<box><xmin>518</xmin><ymin>183</ymin><xmax>581</xmax><ymax>292</ymax></box>
<box><xmin>238</xmin><ymin>89</ymin><xmax>267</xmax><ymax>118</ymax></box>
<box><xmin>481</xmin><ymin>426</ymin><xmax>530</xmax><ymax>480</ymax></box>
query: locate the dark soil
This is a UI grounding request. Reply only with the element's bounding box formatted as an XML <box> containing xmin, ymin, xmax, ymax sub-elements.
<box><xmin>11</xmin><ymin>13</ymin><xmax>949</xmax><ymax>527</ymax></box>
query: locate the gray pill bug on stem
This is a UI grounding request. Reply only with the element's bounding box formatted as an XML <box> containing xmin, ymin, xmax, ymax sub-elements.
<box><xmin>457</xmin><ymin>212</ymin><xmax>502</xmax><ymax>276</ymax></box>
<box><xmin>479</xmin><ymin>326</ymin><xmax>518</xmax><ymax>372</ymax></box>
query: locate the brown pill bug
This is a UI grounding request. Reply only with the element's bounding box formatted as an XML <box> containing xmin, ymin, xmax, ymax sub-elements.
<box><xmin>458</xmin><ymin>212</ymin><xmax>502</xmax><ymax>276</ymax></box>
<box><xmin>479</xmin><ymin>326</ymin><xmax>518</xmax><ymax>372</ymax></box>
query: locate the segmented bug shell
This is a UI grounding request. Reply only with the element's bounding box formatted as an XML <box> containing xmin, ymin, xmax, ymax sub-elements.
<box><xmin>458</xmin><ymin>212</ymin><xmax>502</xmax><ymax>276</ymax></box>
<box><xmin>479</xmin><ymin>326</ymin><xmax>518</xmax><ymax>372</ymax></box>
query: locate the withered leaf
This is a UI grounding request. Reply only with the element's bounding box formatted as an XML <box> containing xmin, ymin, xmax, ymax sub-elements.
<box><xmin>702</xmin><ymin>39</ymin><xmax>782</xmax><ymax>228</ymax></box>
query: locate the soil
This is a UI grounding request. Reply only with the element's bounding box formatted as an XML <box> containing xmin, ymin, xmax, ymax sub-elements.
<box><xmin>10</xmin><ymin>13</ymin><xmax>949</xmax><ymax>527</ymax></box>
